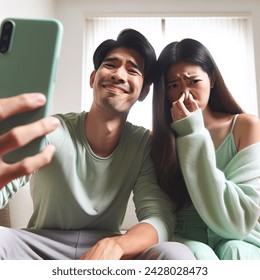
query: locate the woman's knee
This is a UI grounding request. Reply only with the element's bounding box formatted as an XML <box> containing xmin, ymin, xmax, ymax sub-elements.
<box><xmin>186</xmin><ymin>241</ymin><xmax>219</xmax><ymax>260</ymax></box>
<box><xmin>216</xmin><ymin>240</ymin><xmax>260</xmax><ymax>260</ymax></box>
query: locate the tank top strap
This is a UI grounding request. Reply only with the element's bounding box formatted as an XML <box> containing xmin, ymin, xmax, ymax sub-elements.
<box><xmin>230</xmin><ymin>114</ymin><xmax>239</xmax><ymax>133</ymax></box>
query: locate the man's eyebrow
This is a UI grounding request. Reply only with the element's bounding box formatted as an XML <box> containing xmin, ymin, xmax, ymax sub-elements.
<box><xmin>103</xmin><ymin>57</ymin><xmax>144</xmax><ymax>73</ymax></box>
<box><xmin>128</xmin><ymin>61</ymin><xmax>144</xmax><ymax>73</ymax></box>
<box><xmin>103</xmin><ymin>57</ymin><xmax>118</xmax><ymax>63</ymax></box>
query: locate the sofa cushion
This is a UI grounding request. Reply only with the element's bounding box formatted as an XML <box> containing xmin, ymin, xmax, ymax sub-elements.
<box><xmin>0</xmin><ymin>204</ymin><xmax>11</xmax><ymax>227</ymax></box>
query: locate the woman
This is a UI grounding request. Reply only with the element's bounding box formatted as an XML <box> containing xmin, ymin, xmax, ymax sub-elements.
<box><xmin>151</xmin><ymin>38</ymin><xmax>260</xmax><ymax>259</ymax></box>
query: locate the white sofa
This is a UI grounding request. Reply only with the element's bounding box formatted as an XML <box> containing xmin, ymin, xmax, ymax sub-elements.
<box><xmin>0</xmin><ymin>183</ymin><xmax>137</xmax><ymax>230</ymax></box>
<box><xmin>0</xmin><ymin>183</ymin><xmax>33</xmax><ymax>228</ymax></box>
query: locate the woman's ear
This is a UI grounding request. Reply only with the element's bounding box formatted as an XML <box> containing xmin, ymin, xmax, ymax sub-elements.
<box><xmin>138</xmin><ymin>85</ymin><xmax>150</xmax><ymax>101</ymax></box>
<box><xmin>89</xmin><ymin>70</ymin><xmax>96</xmax><ymax>88</ymax></box>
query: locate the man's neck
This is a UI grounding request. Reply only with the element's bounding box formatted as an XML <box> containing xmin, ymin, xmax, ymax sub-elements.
<box><xmin>85</xmin><ymin>106</ymin><xmax>127</xmax><ymax>157</ymax></box>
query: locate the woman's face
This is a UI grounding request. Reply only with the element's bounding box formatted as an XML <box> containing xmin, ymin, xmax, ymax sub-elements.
<box><xmin>165</xmin><ymin>61</ymin><xmax>212</xmax><ymax>110</ymax></box>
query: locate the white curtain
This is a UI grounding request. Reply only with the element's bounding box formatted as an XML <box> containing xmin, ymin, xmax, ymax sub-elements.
<box><xmin>83</xmin><ymin>16</ymin><xmax>257</xmax><ymax>130</ymax></box>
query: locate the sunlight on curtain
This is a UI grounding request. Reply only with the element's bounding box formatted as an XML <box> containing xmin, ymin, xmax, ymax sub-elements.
<box><xmin>83</xmin><ymin>16</ymin><xmax>257</xmax><ymax>130</ymax></box>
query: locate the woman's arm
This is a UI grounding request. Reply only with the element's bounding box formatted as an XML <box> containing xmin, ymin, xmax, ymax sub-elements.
<box><xmin>172</xmin><ymin>110</ymin><xmax>260</xmax><ymax>239</ymax></box>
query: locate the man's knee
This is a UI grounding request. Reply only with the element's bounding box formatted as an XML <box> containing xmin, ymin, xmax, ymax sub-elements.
<box><xmin>0</xmin><ymin>226</ymin><xmax>15</xmax><ymax>259</ymax></box>
<box><xmin>137</xmin><ymin>242</ymin><xmax>196</xmax><ymax>260</ymax></box>
<box><xmin>0</xmin><ymin>226</ymin><xmax>14</xmax><ymax>242</ymax></box>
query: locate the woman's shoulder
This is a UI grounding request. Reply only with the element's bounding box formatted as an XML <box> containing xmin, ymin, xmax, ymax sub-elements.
<box><xmin>235</xmin><ymin>113</ymin><xmax>260</xmax><ymax>130</ymax></box>
<box><xmin>233</xmin><ymin>113</ymin><xmax>260</xmax><ymax>150</ymax></box>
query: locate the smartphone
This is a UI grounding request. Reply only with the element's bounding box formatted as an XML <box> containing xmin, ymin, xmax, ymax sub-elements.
<box><xmin>0</xmin><ymin>18</ymin><xmax>63</xmax><ymax>163</ymax></box>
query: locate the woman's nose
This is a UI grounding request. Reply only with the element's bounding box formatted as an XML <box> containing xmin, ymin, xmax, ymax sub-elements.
<box><xmin>179</xmin><ymin>86</ymin><xmax>189</xmax><ymax>98</ymax></box>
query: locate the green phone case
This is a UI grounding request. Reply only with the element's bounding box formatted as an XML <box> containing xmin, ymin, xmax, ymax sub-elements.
<box><xmin>0</xmin><ymin>18</ymin><xmax>63</xmax><ymax>163</ymax></box>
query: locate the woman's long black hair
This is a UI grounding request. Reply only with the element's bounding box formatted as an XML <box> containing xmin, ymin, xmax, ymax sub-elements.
<box><xmin>151</xmin><ymin>39</ymin><xmax>244</xmax><ymax>211</ymax></box>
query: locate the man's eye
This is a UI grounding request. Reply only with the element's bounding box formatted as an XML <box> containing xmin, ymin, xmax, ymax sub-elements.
<box><xmin>104</xmin><ymin>63</ymin><xmax>115</xmax><ymax>68</ymax></box>
<box><xmin>128</xmin><ymin>69</ymin><xmax>141</xmax><ymax>75</ymax></box>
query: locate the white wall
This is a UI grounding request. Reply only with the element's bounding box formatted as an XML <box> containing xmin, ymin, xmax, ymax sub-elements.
<box><xmin>52</xmin><ymin>0</ymin><xmax>260</xmax><ymax>115</ymax></box>
<box><xmin>1</xmin><ymin>0</ymin><xmax>260</xmax><ymax>115</ymax></box>
<box><xmin>0</xmin><ymin>0</ymin><xmax>56</xmax><ymax>111</ymax></box>
<box><xmin>0</xmin><ymin>0</ymin><xmax>55</xmax><ymax>20</ymax></box>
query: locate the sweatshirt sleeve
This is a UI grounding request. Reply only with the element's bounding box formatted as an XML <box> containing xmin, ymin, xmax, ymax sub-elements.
<box><xmin>171</xmin><ymin>109</ymin><xmax>260</xmax><ymax>240</ymax></box>
<box><xmin>0</xmin><ymin>176</ymin><xmax>30</xmax><ymax>209</ymax></box>
<box><xmin>133</xmin><ymin>137</ymin><xmax>175</xmax><ymax>242</ymax></box>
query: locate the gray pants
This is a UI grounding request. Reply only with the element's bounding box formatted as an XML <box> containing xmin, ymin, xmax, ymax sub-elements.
<box><xmin>0</xmin><ymin>226</ymin><xmax>195</xmax><ymax>260</ymax></box>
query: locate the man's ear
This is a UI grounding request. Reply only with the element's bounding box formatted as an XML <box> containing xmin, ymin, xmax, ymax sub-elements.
<box><xmin>138</xmin><ymin>85</ymin><xmax>150</xmax><ymax>101</ymax></box>
<box><xmin>89</xmin><ymin>70</ymin><xmax>96</xmax><ymax>88</ymax></box>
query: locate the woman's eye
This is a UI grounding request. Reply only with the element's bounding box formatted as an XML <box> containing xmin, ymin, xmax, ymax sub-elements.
<box><xmin>190</xmin><ymin>79</ymin><xmax>201</xmax><ymax>85</ymax></box>
<box><xmin>167</xmin><ymin>82</ymin><xmax>178</xmax><ymax>89</ymax></box>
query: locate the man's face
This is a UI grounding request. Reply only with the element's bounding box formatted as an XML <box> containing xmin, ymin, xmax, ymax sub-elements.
<box><xmin>90</xmin><ymin>47</ymin><xmax>145</xmax><ymax>114</ymax></box>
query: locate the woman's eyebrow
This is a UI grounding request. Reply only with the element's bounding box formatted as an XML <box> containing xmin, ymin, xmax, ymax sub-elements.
<box><xmin>187</xmin><ymin>73</ymin><xmax>200</xmax><ymax>78</ymax></box>
<box><xmin>168</xmin><ymin>73</ymin><xmax>200</xmax><ymax>80</ymax></box>
<box><xmin>166</xmin><ymin>73</ymin><xmax>201</xmax><ymax>85</ymax></box>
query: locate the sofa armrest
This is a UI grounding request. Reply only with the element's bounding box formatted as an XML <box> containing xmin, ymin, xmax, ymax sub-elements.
<box><xmin>0</xmin><ymin>204</ymin><xmax>11</xmax><ymax>227</ymax></box>
<box><xmin>0</xmin><ymin>183</ymin><xmax>33</xmax><ymax>228</ymax></box>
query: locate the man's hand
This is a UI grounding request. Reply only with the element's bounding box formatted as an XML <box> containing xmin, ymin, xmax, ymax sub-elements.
<box><xmin>80</xmin><ymin>237</ymin><xmax>124</xmax><ymax>260</ymax></box>
<box><xmin>80</xmin><ymin>223</ymin><xmax>158</xmax><ymax>260</ymax></box>
<box><xmin>0</xmin><ymin>93</ymin><xmax>60</xmax><ymax>188</ymax></box>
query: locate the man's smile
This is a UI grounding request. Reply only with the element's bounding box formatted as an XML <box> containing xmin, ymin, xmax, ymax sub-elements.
<box><xmin>101</xmin><ymin>80</ymin><xmax>130</xmax><ymax>94</ymax></box>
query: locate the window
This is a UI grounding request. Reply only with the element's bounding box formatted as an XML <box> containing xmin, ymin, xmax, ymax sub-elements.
<box><xmin>83</xmin><ymin>16</ymin><xmax>257</xmax><ymax>130</ymax></box>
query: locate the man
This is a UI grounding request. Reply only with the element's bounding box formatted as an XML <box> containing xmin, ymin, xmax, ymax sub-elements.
<box><xmin>0</xmin><ymin>93</ymin><xmax>60</xmax><ymax>188</ymax></box>
<box><xmin>0</xmin><ymin>29</ymin><xmax>194</xmax><ymax>260</ymax></box>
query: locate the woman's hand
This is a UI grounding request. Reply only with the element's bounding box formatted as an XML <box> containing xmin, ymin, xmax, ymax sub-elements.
<box><xmin>171</xmin><ymin>92</ymin><xmax>199</xmax><ymax>122</ymax></box>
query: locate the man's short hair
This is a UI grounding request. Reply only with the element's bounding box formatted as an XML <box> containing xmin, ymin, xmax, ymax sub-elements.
<box><xmin>93</xmin><ymin>29</ymin><xmax>156</xmax><ymax>87</ymax></box>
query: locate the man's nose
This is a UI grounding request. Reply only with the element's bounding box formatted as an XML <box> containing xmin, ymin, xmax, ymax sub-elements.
<box><xmin>111</xmin><ymin>67</ymin><xmax>127</xmax><ymax>83</ymax></box>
